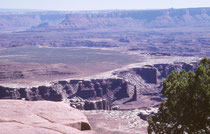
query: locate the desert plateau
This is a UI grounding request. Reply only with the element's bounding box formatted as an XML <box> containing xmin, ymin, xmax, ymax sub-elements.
<box><xmin>0</xmin><ymin>3</ymin><xmax>209</xmax><ymax>134</ymax></box>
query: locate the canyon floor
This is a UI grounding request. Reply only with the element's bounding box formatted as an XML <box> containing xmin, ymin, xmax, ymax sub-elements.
<box><xmin>83</xmin><ymin>110</ymin><xmax>147</xmax><ymax>134</ymax></box>
<box><xmin>0</xmin><ymin>46</ymin><xmax>147</xmax><ymax>86</ymax></box>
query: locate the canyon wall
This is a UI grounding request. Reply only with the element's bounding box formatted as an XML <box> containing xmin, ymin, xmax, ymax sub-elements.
<box><xmin>1</xmin><ymin>8</ymin><xmax>210</xmax><ymax>32</ymax></box>
<box><xmin>59</xmin><ymin>8</ymin><xmax>210</xmax><ymax>30</ymax></box>
<box><xmin>0</xmin><ymin>61</ymin><xmax>197</xmax><ymax>110</ymax></box>
<box><xmin>0</xmin><ymin>12</ymin><xmax>65</xmax><ymax>32</ymax></box>
<box><xmin>1</xmin><ymin>8</ymin><xmax>210</xmax><ymax>57</ymax></box>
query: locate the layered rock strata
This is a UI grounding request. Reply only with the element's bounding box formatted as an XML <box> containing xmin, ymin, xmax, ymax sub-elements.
<box><xmin>0</xmin><ymin>61</ymin><xmax>198</xmax><ymax>110</ymax></box>
<box><xmin>59</xmin><ymin>8</ymin><xmax>210</xmax><ymax>30</ymax></box>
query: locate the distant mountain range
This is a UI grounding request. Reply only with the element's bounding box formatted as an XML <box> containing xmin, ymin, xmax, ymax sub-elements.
<box><xmin>58</xmin><ymin>7</ymin><xmax>210</xmax><ymax>29</ymax></box>
<box><xmin>1</xmin><ymin>7</ymin><xmax>210</xmax><ymax>32</ymax></box>
<box><xmin>0</xmin><ymin>7</ymin><xmax>210</xmax><ymax>57</ymax></box>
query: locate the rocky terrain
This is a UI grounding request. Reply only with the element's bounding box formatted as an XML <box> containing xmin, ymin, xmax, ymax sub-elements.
<box><xmin>0</xmin><ymin>47</ymin><xmax>141</xmax><ymax>85</ymax></box>
<box><xmin>0</xmin><ymin>56</ymin><xmax>199</xmax><ymax>110</ymax></box>
<box><xmin>1</xmin><ymin>8</ymin><xmax>210</xmax><ymax>32</ymax></box>
<box><xmin>0</xmin><ymin>100</ymin><xmax>94</xmax><ymax>134</ymax></box>
<box><xmin>0</xmin><ymin>56</ymin><xmax>199</xmax><ymax>134</ymax></box>
<box><xmin>0</xmin><ymin>63</ymin><xmax>78</xmax><ymax>84</ymax></box>
<box><xmin>0</xmin><ymin>8</ymin><xmax>210</xmax><ymax>57</ymax></box>
<box><xmin>82</xmin><ymin>107</ymin><xmax>158</xmax><ymax>134</ymax></box>
<box><xmin>83</xmin><ymin>109</ymin><xmax>148</xmax><ymax>134</ymax></box>
<box><xmin>0</xmin><ymin>56</ymin><xmax>199</xmax><ymax>133</ymax></box>
<box><xmin>0</xmin><ymin>7</ymin><xmax>208</xmax><ymax>134</ymax></box>
<box><xmin>58</xmin><ymin>8</ymin><xmax>210</xmax><ymax>29</ymax></box>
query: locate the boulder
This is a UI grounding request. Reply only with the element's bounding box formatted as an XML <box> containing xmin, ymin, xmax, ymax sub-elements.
<box><xmin>138</xmin><ymin>107</ymin><xmax>158</xmax><ymax>121</ymax></box>
<box><xmin>0</xmin><ymin>100</ymin><xmax>93</xmax><ymax>134</ymax></box>
<box><xmin>111</xmin><ymin>105</ymin><xmax>120</xmax><ymax>110</ymax></box>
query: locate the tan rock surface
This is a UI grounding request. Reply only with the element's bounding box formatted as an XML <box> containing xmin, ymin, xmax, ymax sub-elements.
<box><xmin>0</xmin><ymin>100</ymin><xmax>94</xmax><ymax>134</ymax></box>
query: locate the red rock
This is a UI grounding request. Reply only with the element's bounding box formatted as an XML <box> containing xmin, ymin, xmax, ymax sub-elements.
<box><xmin>0</xmin><ymin>100</ymin><xmax>94</xmax><ymax>134</ymax></box>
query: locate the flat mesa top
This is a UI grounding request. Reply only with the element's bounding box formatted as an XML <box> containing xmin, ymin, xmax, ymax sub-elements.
<box><xmin>0</xmin><ymin>46</ymin><xmax>145</xmax><ymax>86</ymax></box>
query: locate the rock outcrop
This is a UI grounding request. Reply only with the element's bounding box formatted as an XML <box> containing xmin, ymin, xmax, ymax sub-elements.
<box><xmin>138</xmin><ymin>108</ymin><xmax>158</xmax><ymax>121</ymax></box>
<box><xmin>67</xmin><ymin>97</ymin><xmax>110</xmax><ymax>110</ymax></box>
<box><xmin>0</xmin><ymin>78</ymin><xmax>129</xmax><ymax>110</ymax></box>
<box><xmin>0</xmin><ymin>85</ymin><xmax>63</xmax><ymax>101</ymax></box>
<box><xmin>0</xmin><ymin>100</ymin><xmax>93</xmax><ymax>134</ymax></box>
<box><xmin>0</xmin><ymin>61</ymin><xmax>197</xmax><ymax>110</ymax></box>
<box><xmin>59</xmin><ymin>13</ymin><xmax>137</xmax><ymax>30</ymax></box>
<box><xmin>133</xmin><ymin>67</ymin><xmax>158</xmax><ymax>84</ymax></box>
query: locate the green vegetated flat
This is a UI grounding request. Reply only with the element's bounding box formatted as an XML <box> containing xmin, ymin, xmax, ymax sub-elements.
<box><xmin>0</xmin><ymin>46</ymin><xmax>141</xmax><ymax>65</ymax></box>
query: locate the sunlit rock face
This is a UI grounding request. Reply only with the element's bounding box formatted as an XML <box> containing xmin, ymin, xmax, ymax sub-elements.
<box><xmin>0</xmin><ymin>100</ymin><xmax>93</xmax><ymax>134</ymax></box>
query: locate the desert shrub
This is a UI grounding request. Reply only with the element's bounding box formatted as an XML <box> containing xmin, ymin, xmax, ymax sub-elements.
<box><xmin>148</xmin><ymin>57</ymin><xmax>210</xmax><ymax>134</ymax></box>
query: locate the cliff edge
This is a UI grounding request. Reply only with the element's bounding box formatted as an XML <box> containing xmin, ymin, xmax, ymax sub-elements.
<box><xmin>0</xmin><ymin>100</ymin><xmax>94</xmax><ymax>134</ymax></box>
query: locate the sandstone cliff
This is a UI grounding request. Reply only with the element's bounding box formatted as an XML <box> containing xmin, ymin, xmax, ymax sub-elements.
<box><xmin>59</xmin><ymin>8</ymin><xmax>210</xmax><ymax>30</ymax></box>
<box><xmin>0</xmin><ymin>59</ymin><xmax>198</xmax><ymax>110</ymax></box>
<box><xmin>0</xmin><ymin>12</ymin><xmax>65</xmax><ymax>32</ymax></box>
<box><xmin>2</xmin><ymin>8</ymin><xmax>210</xmax><ymax>32</ymax></box>
<box><xmin>1</xmin><ymin>8</ymin><xmax>210</xmax><ymax>57</ymax></box>
<box><xmin>0</xmin><ymin>100</ymin><xmax>93</xmax><ymax>134</ymax></box>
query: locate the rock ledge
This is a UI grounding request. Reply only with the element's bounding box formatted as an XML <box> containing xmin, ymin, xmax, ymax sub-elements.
<box><xmin>0</xmin><ymin>100</ymin><xmax>93</xmax><ymax>134</ymax></box>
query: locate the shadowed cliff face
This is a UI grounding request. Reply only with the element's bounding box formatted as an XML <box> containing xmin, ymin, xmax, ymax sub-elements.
<box><xmin>0</xmin><ymin>61</ymin><xmax>197</xmax><ymax>110</ymax></box>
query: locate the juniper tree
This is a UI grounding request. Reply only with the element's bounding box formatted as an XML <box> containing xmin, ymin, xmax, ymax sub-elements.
<box><xmin>148</xmin><ymin>57</ymin><xmax>210</xmax><ymax>134</ymax></box>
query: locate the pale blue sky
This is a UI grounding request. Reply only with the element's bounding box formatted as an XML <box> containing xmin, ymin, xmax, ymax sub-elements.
<box><xmin>0</xmin><ymin>0</ymin><xmax>210</xmax><ymax>11</ymax></box>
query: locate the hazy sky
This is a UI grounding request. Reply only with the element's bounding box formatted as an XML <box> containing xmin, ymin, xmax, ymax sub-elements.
<box><xmin>0</xmin><ymin>0</ymin><xmax>210</xmax><ymax>11</ymax></box>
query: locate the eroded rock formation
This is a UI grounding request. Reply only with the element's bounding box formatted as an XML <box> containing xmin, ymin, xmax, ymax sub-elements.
<box><xmin>58</xmin><ymin>8</ymin><xmax>210</xmax><ymax>30</ymax></box>
<box><xmin>0</xmin><ymin>100</ymin><xmax>93</xmax><ymax>134</ymax></box>
<box><xmin>0</xmin><ymin>61</ymin><xmax>197</xmax><ymax>110</ymax></box>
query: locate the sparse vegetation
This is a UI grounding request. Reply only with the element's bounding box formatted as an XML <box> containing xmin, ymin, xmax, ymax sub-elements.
<box><xmin>148</xmin><ymin>57</ymin><xmax>210</xmax><ymax>134</ymax></box>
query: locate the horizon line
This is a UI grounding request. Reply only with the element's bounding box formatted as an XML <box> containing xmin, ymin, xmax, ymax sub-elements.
<box><xmin>0</xmin><ymin>6</ymin><xmax>210</xmax><ymax>13</ymax></box>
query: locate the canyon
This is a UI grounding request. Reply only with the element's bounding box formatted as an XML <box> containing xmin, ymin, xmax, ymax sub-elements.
<box><xmin>1</xmin><ymin>8</ymin><xmax>210</xmax><ymax>32</ymax></box>
<box><xmin>0</xmin><ymin>56</ymin><xmax>199</xmax><ymax>110</ymax></box>
<box><xmin>0</xmin><ymin>54</ymin><xmax>199</xmax><ymax>134</ymax></box>
<box><xmin>0</xmin><ymin>7</ymin><xmax>208</xmax><ymax>134</ymax></box>
<box><xmin>0</xmin><ymin>8</ymin><xmax>210</xmax><ymax>57</ymax></box>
